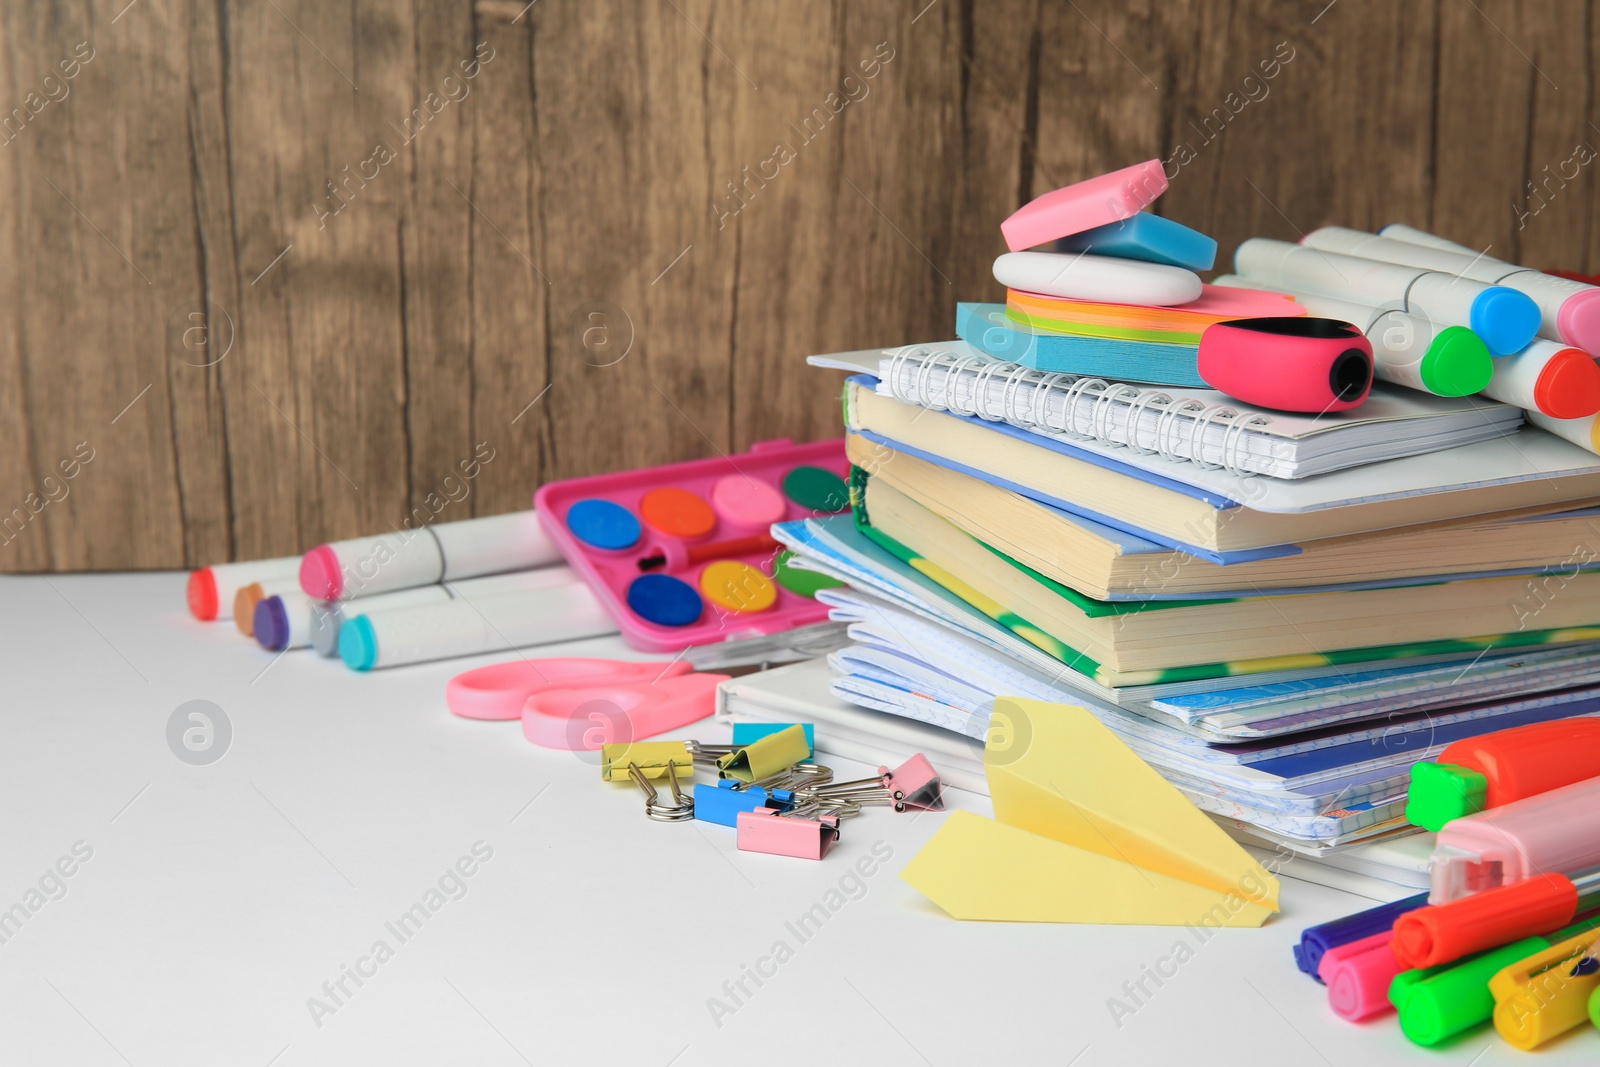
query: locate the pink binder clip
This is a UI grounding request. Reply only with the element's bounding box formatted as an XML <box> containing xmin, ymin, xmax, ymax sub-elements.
<box><xmin>736</xmin><ymin>807</ymin><xmax>840</xmax><ymax>860</ymax></box>
<box><xmin>794</xmin><ymin>753</ymin><xmax>945</xmax><ymax>812</ymax></box>
<box><xmin>882</xmin><ymin>754</ymin><xmax>945</xmax><ymax>811</ymax></box>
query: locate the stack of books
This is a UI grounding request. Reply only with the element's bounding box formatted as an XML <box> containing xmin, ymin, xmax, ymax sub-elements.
<box><xmin>763</xmin><ymin>326</ymin><xmax>1600</xmax><ymax>880</ymax></box>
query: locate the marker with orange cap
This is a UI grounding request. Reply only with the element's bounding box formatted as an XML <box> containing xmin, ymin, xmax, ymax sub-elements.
<box><xmin>233</xmin><ymin>577</ymin><xmax>300</xmax><ymax>638</ymax></box>
<box><xmin>1407</xmin><ymin>717</ymin><xmax>1600</xmax><ymax>831</ymax></box>
<box><xmin>186</xmin><ymin>555</ymin><xmax>301</xmax><ymax>621</ymax></box>
<box><xmin>1389</xmin><ymin>863</ymin><xmax>1600</xmax><ymax>970</ymax></box>
<box><xmin>1480</xmin><ymin>338</ymin><xmax>1600</xmax><ymax>419</ymax></box>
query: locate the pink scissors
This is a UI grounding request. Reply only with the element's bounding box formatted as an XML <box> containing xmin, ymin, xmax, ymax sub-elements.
<box><xmin>446</xmin><ymin>658</ymin><xmax>727</xmax><ymax>750</ymax></box>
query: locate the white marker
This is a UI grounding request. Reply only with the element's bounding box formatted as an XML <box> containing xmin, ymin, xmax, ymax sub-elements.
<box><xmin>300</xmin><ymin>510</ymin><xmax>563</xmax><ymax>602</ymax></box>
<box><xmin>339</xmin><ymin>579</ymin><xmax>616</xmax><ymax>670</ymax></box>
<box><xmin>1211</xmin><ymin>274</ymin><xmax>1493</xmax><ymax>397</ymax></box>
<box><xmin>1527</xmin><ymin>409</ymin><xmax>1600</xmax><ymax>455</ymax></box>
<box><xmin>1233</xmin><ymin>238</ymin><xmax>1541</xmax><ymax>356</ymax></box>
<box><xmin>1479</xmin><ymin>338</ymin><xmax>1600</xmax><ymax>418</ymax></box>
<box><xmin>991</xmin><ymin>251</ymin><xmax>1203</xmax><ymax>306</ymax></box>
<box><xmin>1308</xmin><ymin>226</ymin><xmax>1600</xmax><ymax>353</ymax></box>
<box><xmin>303</xmin><ymin>569</ymin><xmax>575</xmax><ymax>656</ymax></box>
<box><xmin>187</xmin><ymin>555</ymin><xmax>301</xmax><ymax>622</ymax></box>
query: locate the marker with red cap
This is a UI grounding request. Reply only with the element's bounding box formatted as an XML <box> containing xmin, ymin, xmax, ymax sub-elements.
<box><xmin>1480</xmin><ymin>338</ymin><xmax>1600</xmax><ymax>419</ymax></box>
<box><xmin>186</xmin><ymin>555</ymin><xmax>300</xmax><ymax>621</ymax></box>
<box><xmin>1390</xmin><ymin>863</ymin><xmax>1600</xmax><ymax>970</ymax></box>
<box><xmin>1407</xmin><ymin>718</ymin><xmax>1600</xmax><ymax>831</ymax></box>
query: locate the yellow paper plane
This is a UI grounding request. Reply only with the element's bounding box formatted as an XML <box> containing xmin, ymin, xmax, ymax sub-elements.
<box><xmin>900</xmin><ymin>698</ymin><xmax>1280</xmax><ymax>926</ymax></box>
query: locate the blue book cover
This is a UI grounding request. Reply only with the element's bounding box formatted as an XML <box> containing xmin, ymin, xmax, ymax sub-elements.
<box><xmin>956</xmin><ymin>301</ymin><xmax>1205</xmax><ymax>386</ymax></box>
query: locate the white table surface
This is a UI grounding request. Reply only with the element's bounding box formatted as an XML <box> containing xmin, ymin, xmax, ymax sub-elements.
<box><xmin>1</xmin><ymin>572</ymin><xmax>1592</xmax><ymax>1066</ymax></box>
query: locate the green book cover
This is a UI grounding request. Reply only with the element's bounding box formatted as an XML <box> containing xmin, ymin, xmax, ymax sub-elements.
<box><xmin>845</xmin><ymin>464</ymin><xmax>1600</xmax><ymax>688</ymax></box>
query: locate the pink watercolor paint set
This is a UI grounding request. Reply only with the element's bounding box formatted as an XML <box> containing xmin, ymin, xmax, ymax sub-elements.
<box><xmin>534</xmin><ymin>439</ymin><xmax>849</xmax><ymax>651</ymax></box>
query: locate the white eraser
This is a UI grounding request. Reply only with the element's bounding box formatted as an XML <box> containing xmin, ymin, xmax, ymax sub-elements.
<box><xmin>992</xmin><ymin>251</ymin><xmax>1203</xmax><ymax>307</ymax></box>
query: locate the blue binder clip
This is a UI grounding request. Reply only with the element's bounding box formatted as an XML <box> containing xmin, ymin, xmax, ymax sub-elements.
<box><xmin>693</xmin><ymin>780</ymin><xmax>792</xmax><ymax>826</ymax></box>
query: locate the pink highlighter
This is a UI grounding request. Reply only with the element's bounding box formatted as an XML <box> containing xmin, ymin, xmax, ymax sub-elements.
<box><xmin>1317</xmin><ymin>931</ymin><xmax>1403</xmax><ymax>1021</ymax></box>
<box><xmin>1430</xmin><ymin>776</ymin><xmax>1600</xmax><ymax>903</ymax></box>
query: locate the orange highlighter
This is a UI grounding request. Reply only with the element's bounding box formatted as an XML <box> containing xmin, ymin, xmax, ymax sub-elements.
<box><xmin>1406</xmin><ymin>718</ymin><xmax>1600</xmax><ymax>831</ymax></box>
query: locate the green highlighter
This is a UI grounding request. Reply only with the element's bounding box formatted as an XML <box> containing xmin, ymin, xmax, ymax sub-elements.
<box><xmin>1391</xmin><ymin>916</ymin><xmax>1600</xmax><ymax>1046</ymax></box>
<box><xmin>1404</xmin><ymin>761</ymin><xmax>1489</xmax><ymax>831</ymax></box>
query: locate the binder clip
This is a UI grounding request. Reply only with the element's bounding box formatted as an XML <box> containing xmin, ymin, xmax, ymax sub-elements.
<box><xmin>716</xmin><ymin>724</ymin><xmax>812</xmax><ymax>783</ymax></box>
<box><xmin>735</xmin><ymin>805</ymin><xmax>841</xmax><ymax>860</ymax></box>
<box><xmin>730</xmin><ymin>722</ymin><xmax>815</xmax><ymax>757</ymax></box>
<box><xmin>629</xmin><ymin>761</ymin><xmax>695</xmax><ymax>823</ymax></box>
<box><xmin>693</xmin><ymin>780</ymin><xmax>791</xmax><ymax>827</ymax></box>
<box><xmin>601</xmin><ymin>741</ymin><xmax>692</xmax><ymax>782</ymax></box>
<box><xmin>795</xmin><ymin>753</ymin><xmax>944</xmax><ymax>812</ymax></box>
<box><xmin>682</xmin><ymin>739</ymin><xmax>738</xmax><ymax>767</ymax></box>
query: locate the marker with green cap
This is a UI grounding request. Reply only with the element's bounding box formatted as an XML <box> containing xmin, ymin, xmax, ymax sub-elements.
<box><xmin>1405</xmin><ymin>718</ymin><xmax>1600</xmax><ymax>831</ymax></box>
<box><xmin>1211</xmin><ymin>275</ymin><xmax>1493</xmax><ymax>396</ymax></box>
<box><xmin>1391</xmin><ymin>916</ymin><xmax>1600</xmax><ymax>1046</ymax></box>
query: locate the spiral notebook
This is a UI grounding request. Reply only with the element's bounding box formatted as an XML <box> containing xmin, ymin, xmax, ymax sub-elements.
<box><xmin>848</xmin><ymin>343</ymin><xmax>1522</xmax><ymax>479</ymax></box>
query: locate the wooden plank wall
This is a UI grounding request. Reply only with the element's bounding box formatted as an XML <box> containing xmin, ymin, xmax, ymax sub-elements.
<box><xmin>1</xmin><ymin>0</ymin><xmax>1595</xmax><ymax>571</ymax></box>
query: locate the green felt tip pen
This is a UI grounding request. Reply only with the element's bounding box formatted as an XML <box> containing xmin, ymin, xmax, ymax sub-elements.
<box><xmin>1391</xmin><ymin>916</ymin><xmax>1600</xmax><ymax>1046</ymax></box>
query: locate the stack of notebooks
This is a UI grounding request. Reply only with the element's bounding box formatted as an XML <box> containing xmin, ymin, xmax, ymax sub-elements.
<box><xmin>745</xmin><ymin>338</ymin><xmax>1600</xmax><ymax>895</ymax></box>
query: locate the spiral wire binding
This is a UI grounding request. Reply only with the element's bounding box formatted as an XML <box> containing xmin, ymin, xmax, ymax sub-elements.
<box><xmin>882</xmin><ymin>346</ymin><xmax>1275</xmax><ymax>475</ymax></box>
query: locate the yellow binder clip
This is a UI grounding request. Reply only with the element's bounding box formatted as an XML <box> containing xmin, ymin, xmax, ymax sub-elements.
<box><xmin>601</xmin><ymin>741</ymin><xmax>692</xmax><ymax>782</ymax></box>
<box><xmin>715</xmin><ymin>724</ymin><xmax>811</xmax><ymax>783</ymax></box>
<box><xmin>1490</xmin><ymin>928</ymin><xmax>1600</xmax><ymax>1050</ymax></box>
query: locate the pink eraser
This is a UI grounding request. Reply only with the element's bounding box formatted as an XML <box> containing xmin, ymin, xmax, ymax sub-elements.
<box><xmin>1318</xmin><ymin>931</ymin><xmax>1401</xmax><ymax>1022</ymax></box>
<box><xmin>1001</xmin><ymin>160</ymin><xmax>1168</xmax><ymax>252</ymax></box>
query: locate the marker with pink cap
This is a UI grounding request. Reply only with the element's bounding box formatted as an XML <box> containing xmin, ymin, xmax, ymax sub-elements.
<box><xmin>1312</xmin><ymin>225</ymin><xmax>1600</xmax><ymax>354</ymax></box>
<box><xmin>1317</xmin><ymin>931</ymin><xmax>1404</xmax><ymax>1022</ymax></box>
<box><xmin>300</xmin><ymin>510</ymin><xmax>562</xmax><ymax>602</ymax></box>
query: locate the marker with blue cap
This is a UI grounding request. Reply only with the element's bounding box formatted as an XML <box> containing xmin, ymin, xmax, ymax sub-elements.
<box><xmin>1235</xmin><ymin>238</ymin><xmax>1542</xmax><ymax>356</ymax></box>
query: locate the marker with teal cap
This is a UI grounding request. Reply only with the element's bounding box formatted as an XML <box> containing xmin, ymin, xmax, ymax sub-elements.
<box><xmin>1212</xmin><ymin>275</ymin><xmax>1493</xmax><ymax>396</ymax></box>
<box><xmin>337</xmin><ymin>578</ymin><xmax>616</xmax><ymax>670</ymax></box>
<box><xmin>1234</xmin><ymin>238</ymin><xmax>1542</xmax><ymax>356</ymax></box>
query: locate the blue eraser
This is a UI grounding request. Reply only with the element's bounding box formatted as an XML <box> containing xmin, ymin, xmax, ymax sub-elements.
<box><xmin>1055</xmin><ymin>212</ymin><xmax>1217</xmax><ymax>271</ymax></box>
<box><xmin>730</xmin><ymin>722</ymin><xmax>815</xmax><ymax>756</ymax></box>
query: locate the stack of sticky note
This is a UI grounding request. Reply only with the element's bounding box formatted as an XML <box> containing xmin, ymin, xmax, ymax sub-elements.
<box><xmin>765</xmin><ymin>161</ymin><xmax>1600</xmax><ymax>893</ymax></box>
<box><xmin>971</xmin><ymin>158</ymin><xmax>1301</xmax><ymax>386</ymax></box>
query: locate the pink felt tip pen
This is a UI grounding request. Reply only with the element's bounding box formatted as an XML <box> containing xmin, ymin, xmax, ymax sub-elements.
<box><xmin>1318</xmin><ymin>931</ymin><xmax>1404</xmax><ymax>1021</ymax></box>
<box><xmin>1430</xmin><ymin>776</ymin><xmax>1600</xmax><ymax>903</ymax></box>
